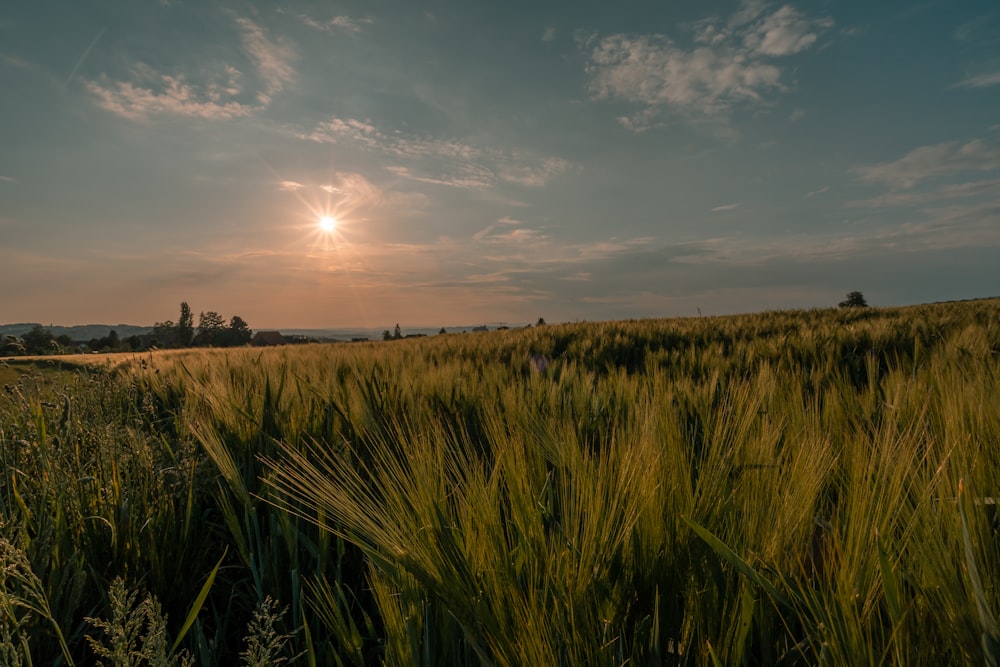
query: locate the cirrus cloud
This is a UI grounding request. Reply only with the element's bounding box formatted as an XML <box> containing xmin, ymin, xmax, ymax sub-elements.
<box><xmin>854</xmin><ymin>139</ymin><xmax>1000</xmax><ymax>190</ymax></box>
<box><xmin>307</xmin><ymin>117</ymin><xmax>570</xmax><ymax>189</ymax></box>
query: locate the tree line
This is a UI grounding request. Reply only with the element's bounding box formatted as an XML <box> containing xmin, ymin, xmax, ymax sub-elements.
<box><xmin>152</xmin><ymin>302</ymin><xmax>252</xmax><ymax>349</ymax></box>
<box><xmin>0</xmin><ymin>303</ymin><xmax>253</xmax><ymax>356</ymax></box>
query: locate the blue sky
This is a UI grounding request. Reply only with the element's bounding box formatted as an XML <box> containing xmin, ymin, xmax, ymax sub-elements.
<box><xmin>2</xmin><ymin>0</ymin><xmax>998</xmax><ymax>328</ymax></box>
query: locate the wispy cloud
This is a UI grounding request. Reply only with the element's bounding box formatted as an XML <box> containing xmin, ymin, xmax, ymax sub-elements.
<box><xmin>298</xmin><ymin>14</ymin><xmax>373</xmax><ymax>35</ymax></box>
<box><xmin>86</xmin><ymin>17</ymin><xmax>292</xmax><ymax>119</ymax></box>
<box><xmin>308</xmin><ymin>117</ymin><xmax>480</xmax><ymax>160</ymax></box>
<box><xmin>711</xmin><ymin>202</ymin><xmax>741</xmax><ymax>212</ymax></box>
<box><xmin>386</xmin><ymin>164</ymin><xmax>495</xmax><ymax>189</ymax></box>
<box><xmin>586</xmin><ymin>1</ymin><xmax>832</xmax><ymax>129</ymax></box>
<box><xmin>0</xmin><ymin>175</ymin><xmax>16</xmax><ymax>183</ymax></box>
<box><xmin>473</xmin><ymin>217</ymin><xmax>546</xmax><ymax>243</ymax></box>
<box><xmin>498</xmin><ymin>158</ymin><xmax>572</xmax><ymax>187</ymax></box>
<box><xmin>542</xmin><ymin>27</ymin><xmax>556</xmax><ymax>42</ymax></box>
<box><xmin>743</xmin><ymin>4</ymin><xmax>832</xmax><ymax>56</ymax></box>
<box><xmin>278</xmin><ymin>180</ymin><xmax>305</xmax><ymax>191</ymax></box>
<box><xmin>804</xmin><ymin>185</ymin><xmax>829</xmax><ymax>198</ymax></box>
<box><xmin>63</xmin><ymin>27</ymin><xmax>105</xmax><ymax>89</ymax></box>
<box><xmin>307</xmin><ymin>117</ymin><xmax>570</xmax><ymax>189</ymax></box>
<box><xmin>854</xmin><ymin>138</ymin><xmax>1000</xmax><ymax>189</ymax></box>
<box><xmin>234</xmin><ymin>17</ymin><xmax>295</xmax><ymax>105</ymax></box>
<box><xmin>956</xmin><ymin>70</ymin><xmax>1000</xmax><ymax>89</ymax></box>
<box><xmin>311</xmin><ymin>171</ymin><xmax>427</xmax><ymax>216</ymax></box>
<box><xmin>848</xmin><ymin>178</ymin><xmax>1000</xmax><ymax>207</ymax></box>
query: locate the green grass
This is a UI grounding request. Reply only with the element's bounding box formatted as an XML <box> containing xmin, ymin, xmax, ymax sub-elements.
<box><xmin>2</xmin><ymin>300</ymin><xmax>999</xmax><ymax>664</ymax></box>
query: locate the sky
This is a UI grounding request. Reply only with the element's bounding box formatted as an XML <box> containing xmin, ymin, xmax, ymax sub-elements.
<box><xmin>2</xmin><ymin>0</ymin><xmax>999</xmax><ymax>329</ymax></box>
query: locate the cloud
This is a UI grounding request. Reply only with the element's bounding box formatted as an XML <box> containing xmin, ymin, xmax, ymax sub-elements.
<box><xmin>0</xmin><ymin>175</ymin><xmax>16</xmax><ymax>183</ymax></box>
<box><xmin>854</xmin><ymin>139</ymin><xmax>1000</xmax><ymax>189</ymax></box>
<box><xmin>956</xmin><ymin>71</ymin><xmax>1000</xmax><ymax>88</ymax></box>
<box><xmin>542</xmin><ymin>27</ymin><xmax>556</xmax><ymax>42</ymax></box>
<box><xmin>847</xmin><ymin>178</ymin><xmax>1000</xmax><ymax>207</ymax></box>
<box><xmin>472</xmin><ymin>217</ymin><xmax>547</xmax><ymax>244</ymax></box>
<box><xmin>308</xmin><ymin>117</ymin><xmax>481</xmax><ymax>160</ymax></box>
<box><xmin>711</xmin><ymin>202</ymin><xmax>741</xmax><ymax>212</ymax></box>
<box><xmin>804</xmin><ymin>185</ymin><xmax>829</xmax><ymax>198</ymax></box>
<box><xmin>278</xmin><ymin>180</ymin><xmax>305</xmax><ymax>191</ymax></box>
<box><xmin>85</xmin><ymin>71</ymin><xmax>254</xmax><ymax>120</ymax></box>
<box><xmin>386</xmin><ymin>164</ymin><xmax>495</xmax><ymax>189</ymax></box>
<box><xmin>324</xmin><ymin>171</ymin><xmax>427</xmax><ymax>214</ymax></box>
<box><xmin>586</xmin><ymin>1</ymin><xmax>832</xmax><ymax>128</ymax></box>
<box><xmin>86</xmin><ymin>17</ymin><xmax>292</xmax><ymax>119</ymax></box>
<box><xmin>788</xmin><ymin>108</ymin><xmax>805</xmax><ymax>122</ymax></box>
<box><xmin>307</xmin><ymin>117</ymin><xmax>569</xmax><ymax>189</ymax></box>
<box><xmin>299</xmin><ymin>14</ymin><xmax>374</xmax><ymax>34</ymax></box>
<box><xmin>498</xmin><ymin>158</ymin><xmax>571</xmax><ymax>187</ymax></box>
<box><xmin>234</xmin><ymin>17</ymin><xmax>295</xmax><ymax>104</ymax></box>
<box><xmin>953</xmin><ymin>16</ymin><xmax>996</xmax><ymax>43</ymax></box>
<box><xmin>743</xmin><ymin>5</ymin><xmax>833</xmax><ymax>56</ymax></box>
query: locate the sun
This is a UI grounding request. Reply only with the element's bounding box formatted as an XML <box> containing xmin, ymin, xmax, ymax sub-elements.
<box><xmin>319</xmin><ymin>215</ymin><xmax>337</xmax><ymax>232</ymax></box>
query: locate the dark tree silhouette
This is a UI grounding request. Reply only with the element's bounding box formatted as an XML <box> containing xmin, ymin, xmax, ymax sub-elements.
<box><xmin>197</xmin><ymin>311</ymin><xmax>226</xmax><ymax>346</ymax></box>
<box><xmin>22</xmin><ymin>326</ymin><xmax>56</xmax><ymax>355</ymax></box>
<box><xmin>152</xmin><ymin>320</ymin><xmax>177</xmax><ymax>347</ymax></box>
<box><xmin>177</xmin><ymin>302</ymin><xmax>195</xmax><ymax>347</ymax></box>
<box><xmin>224</xmin><ymin>315</ymin><xmax>253</xmax><ymax>347</ymax></box>
<box><xmin>839</xmin><ymin>291</ymin><xmax>869</xmax><ymax>308</ymax></box>
<box><xmin>1</xmin><ymin>335</ymin><xmax>26</xmax><ymax>355</ymax></box>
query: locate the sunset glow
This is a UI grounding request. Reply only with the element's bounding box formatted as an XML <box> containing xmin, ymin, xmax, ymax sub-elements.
<box><xmin>1</xmin><ymin>1</ymin><xmax>998</xmax><ymax>329</ymax></box>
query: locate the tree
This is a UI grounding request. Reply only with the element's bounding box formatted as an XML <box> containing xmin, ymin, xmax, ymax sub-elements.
<box><xmin>88</xmin><ymin>330</ymin><xmax>121</xmax><ymax>352</ymax></box>
<box><xmin>197</xmin><ymin>311</ymin><xmax>226</xmax><ymax>346</ymax></box>
<box><xmin>393</xmin><ymin>324</ymin><xmax>403</xmax><ymax>340</ymax></box>
<box><xmin>22</xmin><ymin>326</ymin><xmax>56</xmax><ymax>355</ymax></box>
<box><xmin>152</xmin><ymin>320</ymin><xmax>177</xmax><ymax>347</ymax></box>
<box><xmin>438</xmin><ymin>327</ymin><xmax>447</xmax><ymax>335</ymax></box>
<box><xmin>177</xmin><ymin>302</ymin><xmax>195</xmax><ymax>347</ymax></box>
<box><xmin>1</xmin><ymin>335</ymin><xmax>26</xmax><ymax>356</ymax></box>
<box><xmin>839</xmin><ymin>291</ymin><xmax>869</xmax><ymax>308</ymax></box>
<box><xmin>225</xmin><ymin>315</ymin><xmax>252</xmax><ymax>347</ymax></box>
<box><xmin>536</xmin><ymin>317</ymin><xmax>546</xmax><ymax>326</ymax></box>
<box><xmin>381</xmin><ymin>330</ymin><xmax>392</xmax><ymax>342</ymax></box>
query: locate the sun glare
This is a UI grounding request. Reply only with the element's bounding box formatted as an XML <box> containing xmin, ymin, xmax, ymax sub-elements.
<box><xmin>320</xmin><ymin>215</ymin><xmax>337</xmax><ymax>232</ymax></box>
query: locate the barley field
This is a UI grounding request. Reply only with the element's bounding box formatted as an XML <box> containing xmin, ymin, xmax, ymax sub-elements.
<box><xmin>2</xmin><ymin>300</ymin><xmax>999</xmax><ymax>665</ymax></box>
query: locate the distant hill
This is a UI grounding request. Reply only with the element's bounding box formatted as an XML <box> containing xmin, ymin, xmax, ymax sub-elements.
<box><xmin>0</xmin><ymin>323</ymin><xmax>153</xmax><ymax>341</ymax></box>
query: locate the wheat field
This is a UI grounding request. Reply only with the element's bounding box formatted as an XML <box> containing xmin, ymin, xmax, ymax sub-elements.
<box><xmin>2</xmin><ymin>300</ymin><xmax>999</xmax><ymax>665</ymax></box>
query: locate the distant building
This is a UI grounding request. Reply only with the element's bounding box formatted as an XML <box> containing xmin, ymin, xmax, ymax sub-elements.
<box><xmin>252</xmin><ymin>331</ymin><xmax>286</xmax><ymax>346</ymax></box>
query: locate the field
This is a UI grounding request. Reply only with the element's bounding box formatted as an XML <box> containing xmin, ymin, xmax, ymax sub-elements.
<box><xmin>2</xmin><ymin>300</ymin><xmax>999</xmax><ymax>665</ymax></box>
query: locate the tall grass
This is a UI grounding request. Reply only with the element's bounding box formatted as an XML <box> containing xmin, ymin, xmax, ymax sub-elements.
<box><xmin>1</xmin><ymin>299</ymin><xmax>999</xmax><ymax>663</ymax></box>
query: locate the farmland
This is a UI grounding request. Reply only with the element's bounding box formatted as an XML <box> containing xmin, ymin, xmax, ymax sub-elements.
<box><xmin>2</xmin><ymin>299</ymin><xmax>999</xmax><ymax>665</ymax></box>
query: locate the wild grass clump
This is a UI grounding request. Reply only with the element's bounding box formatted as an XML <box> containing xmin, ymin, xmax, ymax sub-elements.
<box><xmin>1</xmin><ymin>298</ymin><xmax>999</xmax><ymax>663</ymax></box>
